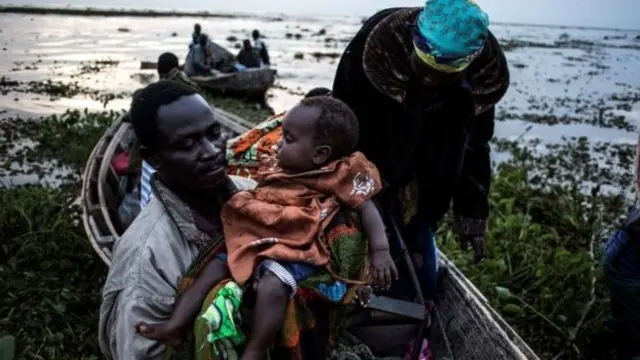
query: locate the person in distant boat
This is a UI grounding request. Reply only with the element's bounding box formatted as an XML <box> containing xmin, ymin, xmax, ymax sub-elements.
<box><xmin>190</xmin><ymin>23</ymin><xmax>202</xmax><ymax>49</ymax></box>
<box><xmin>98</xmin><ymin>80</ymin><xmax>257</xmax><ymax>360</ymax></box>
<box><xmin>157</xmin><ymin>52</ymin><xmax>200</xmax><ymax>88</ymax></box>
<box><xmin>157</xmin><ymin>52</ymin><xmax>180</xmax><ymax>79</ymax></box>
<box><xmin>252</xmin><ymin>29</ymin><xmax>271</xmax><ymax>67</ymax></box>
<box><xmin>184</xmin><ymin>33</ymin><xmax>213</xmax><ymax>77</ymax></box>
<box><xmin>237</xmin><ymin>39</ymin><xmax>261</xmax><ymax>69</ymax></box>
<box><xmin>332</xmin><ymin>0</ymin><xmax>509</xmax><ymax>349</ymax></box>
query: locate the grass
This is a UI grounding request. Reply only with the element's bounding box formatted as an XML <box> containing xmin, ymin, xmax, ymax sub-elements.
<box><xmin>0</xmin><ymin>105</ymin><xmax>633</xmax><ymax>359</ymax></box>
<box><xmin>0</xmin><ymin>185</ymin><xmax>106</xmax><ymax>360</ymax></box>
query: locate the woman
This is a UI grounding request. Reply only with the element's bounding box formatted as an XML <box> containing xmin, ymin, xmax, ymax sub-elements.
<box><xmin>332</xmin><ymin>0</ymin><xmax>509</xmax><ymax>305</ymax></box>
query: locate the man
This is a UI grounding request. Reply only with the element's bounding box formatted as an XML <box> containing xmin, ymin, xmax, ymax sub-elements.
<box><xmin>236</xmin><ymin>39</ymin><xmax>260</xmax><ymax>69</ymax></box>
<box><xmin>252</xmin><ymin>29</ymin><xmax>270</xmax><ymax>67</ymax></box>
<box><xmin>190</xmin><ymin>23</ymin><xmax>202</xmax><ymax>49</ymax></box>
<box><xmin>127</xmin><ymin>52</ymin><xmax>204</xmax><ymax>210</ymax></box>
<box><xmin>98</xmin><ymin>80</ymin><xmax>256</xmax><ymax>359</ymax></box>
<box><xmin>184</xmin><ymin>34</ymin><xmax>212</xmax><ymax>77</ymax></box>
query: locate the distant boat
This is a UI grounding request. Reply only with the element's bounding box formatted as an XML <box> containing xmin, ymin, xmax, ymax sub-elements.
<box><xmin>140</xmin><ymin>62</ymin><xmax>276</xmax><ymax>101</ymax></box>
<box><xmin>82</xmin><ymin>109</ymin><xmax>540</xmax><ymax>360</ymax></box>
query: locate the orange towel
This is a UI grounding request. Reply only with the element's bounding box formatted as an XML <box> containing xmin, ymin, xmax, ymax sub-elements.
<box><xmin>222</xmin><ymin>151</ymin><xmax>381</xmax><ymax>284</ymax></box>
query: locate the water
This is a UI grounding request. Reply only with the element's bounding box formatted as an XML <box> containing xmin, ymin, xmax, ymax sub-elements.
<box><xmin>4</xmin><ymin>0</ymin><xmax>640</xmax><ymax>29</ymax></box>
<box><xmin>1</xmin><ymin>10</ymin><xmax>640</xmax><ymax>187</ymax></box>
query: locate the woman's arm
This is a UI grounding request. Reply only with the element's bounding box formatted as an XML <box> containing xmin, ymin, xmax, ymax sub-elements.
<box><xmin>451</xmin><ymin>106</ymin><xmax>495</xmax><ymax>260</ymax></box>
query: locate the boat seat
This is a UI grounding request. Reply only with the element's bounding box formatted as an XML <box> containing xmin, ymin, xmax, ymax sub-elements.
<box><xmin>344</xmin><ymin>201</ymin><xmax>427</xmax><ymax>360</ymax></box>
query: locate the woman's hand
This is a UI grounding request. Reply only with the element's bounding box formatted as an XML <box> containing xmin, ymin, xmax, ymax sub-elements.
<box><xmin>459</xmin><ymin>234</ymin><xmax>486</xmax><ymax>264</ymax></box>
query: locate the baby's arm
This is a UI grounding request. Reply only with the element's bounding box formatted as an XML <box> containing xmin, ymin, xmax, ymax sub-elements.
<box><xmin>136</xmin><ymin>257</ymin><xmax>229</xmax><ymax>345</ymax></box>
<box><xmin>359</xmin><ymin>200</ymin><xmax>398</xmax><ymax>288</ymax></box>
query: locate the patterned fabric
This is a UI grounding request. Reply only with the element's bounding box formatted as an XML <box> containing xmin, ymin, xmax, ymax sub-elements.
<box><xmin>226</xmin><ymin>113</ymin><xmax>284</xmax><ymax>179</ymax></box>
<box><xmin>222</xmin><ymin>151</ymin><xmax>381</xmax><ymax>285</ymax></box>
<box><xmin>413</xmin><ymin>0</ymin><xmax>489</xmax><ymax>73</ymax></box>
<box><xmin>362</xmin><ymin>7</ymin><xmax>509</xmax><ymax>114</ymax></box>
<box><xmin>199</xmin><ymin>281</ymin><xmax>245</xmax><ymax>357</ymax></box>
<box><xmin>140</xmin><ymin>160</ymin><xmax>156</xmax><ymax>208</ymax></box>
<box><xmin>172</xmin><ymin>210</ymin><xmax>368</xmax><ymax>360</ymax></box>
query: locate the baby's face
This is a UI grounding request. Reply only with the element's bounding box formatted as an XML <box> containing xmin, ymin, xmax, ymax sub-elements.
<box><xmin>277</xmin><ymin>104</ymin><xmax>321</xmax><ymax>173</ymax></box>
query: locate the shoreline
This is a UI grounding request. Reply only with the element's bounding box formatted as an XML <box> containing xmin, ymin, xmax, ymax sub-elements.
<box><xmin>2</xmin><ymin>6</ymin><xmax>640</xmax><ymax>32</ymax></box>
<box><xmin>0</xmin><ymin>5</ymin><xmax>274</xmax><ymax>20</ymax></box>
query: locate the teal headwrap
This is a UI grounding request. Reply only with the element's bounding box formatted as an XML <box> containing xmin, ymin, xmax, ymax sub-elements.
<box><xmin>414</xmin><ymin>0</ymin><xmax>490</xmax><ymax>72</ymax></box>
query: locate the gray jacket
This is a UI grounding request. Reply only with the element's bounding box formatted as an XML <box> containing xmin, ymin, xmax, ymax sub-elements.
<box><xmin>98</xmin><ymin>176</ymin><xmax>256</xmax><ymax>360</ymax></box>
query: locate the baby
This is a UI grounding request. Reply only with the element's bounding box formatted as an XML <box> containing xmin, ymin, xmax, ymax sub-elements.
<box><xmin>137</xmin><ymin>96</ymin><xmax>397</xmax><ymax>360</ymax></box>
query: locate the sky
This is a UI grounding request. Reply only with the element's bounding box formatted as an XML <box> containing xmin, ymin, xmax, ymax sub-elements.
<box><xmin>2</xmin><ymin>0</ymin><xmax>639</xmax><ymax>30</ymax></box>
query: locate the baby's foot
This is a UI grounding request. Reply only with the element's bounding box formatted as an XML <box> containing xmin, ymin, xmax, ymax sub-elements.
<box><xmin>136</xmin><ymin>321</ymin><xmax>183</xmax><ymax>346</ymax></box>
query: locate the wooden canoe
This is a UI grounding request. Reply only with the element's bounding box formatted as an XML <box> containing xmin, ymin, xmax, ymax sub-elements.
<box><xmin>140</xmin><ymin>61</ymin><xmax>276</xmax><ymax>101</ymax></box>
<box><xmin>82</xmin><ymin>109</ymin><xmax>540</xmax><ymax>360</ymax></box>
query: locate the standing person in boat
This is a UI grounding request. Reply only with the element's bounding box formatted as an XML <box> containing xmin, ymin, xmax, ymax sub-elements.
<box><xmin>332</xmin><ymin>0</ymin><xmax>509</xmax><ymax>315</ymax></box>
<box><xmin>98</xmin><ymin>80</ymin><xmax>257</xmax><ymax>359</ymax></box>
<box><xmin>252</xmin><ymin>29</ymin><xmax>271</xmax><ymax>67</ymax></box>
<box><xmin>237</xmin><ymin>39</ymin><xmax>261</xmax><ymax>69</ymax></box>
<box><xmin>190</xmin><ymin>23</ymin><xmax>202</xmax><ymax>49</ymax></box>
<box><xmin>184</xmin><ymin>34</ymin><xmax>212</xmax><ymax>77</ymax></box>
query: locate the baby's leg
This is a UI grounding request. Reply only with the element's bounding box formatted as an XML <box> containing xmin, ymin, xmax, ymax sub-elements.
<box><xmin>137</xmin><ymin>254</ymin><xmax>229</xmax><ymax>345</ymax></box>
<box><xmin>242</xmin><ymin>261</ymin><xmax>315</xmax><ymax>360</ymax></box>
<box><xmin>242</xmin><ymin>272</ymin><xmax>289</xmax><ymax>360</ymax></box>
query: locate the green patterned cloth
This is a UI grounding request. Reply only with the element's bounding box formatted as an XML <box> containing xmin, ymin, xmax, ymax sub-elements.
<box><xmin>200</xmin><ymin>281</ymin><xmax>245</xmax><ymax>357</ymax></box>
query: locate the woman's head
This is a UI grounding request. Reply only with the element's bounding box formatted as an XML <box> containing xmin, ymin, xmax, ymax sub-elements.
<box><xmin>130</xmin><ymin>80</ymin><xmax>228</xmax><ymax>191</ymax></box>
<box><xmin>242</xmin><ymin>39</ymin><xmax>252</xmax><ymax>50</ymax></box>
<box><xmin>410</xmin><ymin>0</ymin><xmax>489</xmax><ymax>87</ymax></box>
<box><xmin>277</xmin><ymin>96</ymin><xmax>359</xmax><ymax>173</ymax></box>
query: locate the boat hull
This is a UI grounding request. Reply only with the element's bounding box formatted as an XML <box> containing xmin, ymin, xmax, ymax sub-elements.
<box><xmin>139</xmin><ymin>61</ymin><xmax>276</xmax><ymax>101</ymax></box>
<box><xmin>82</xmin><ymin>111</ymin><xmax>539</xmax><ymax>360</ymax></box>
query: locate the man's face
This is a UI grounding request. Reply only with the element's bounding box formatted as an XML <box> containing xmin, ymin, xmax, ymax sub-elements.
<box><xmin>153</xmin><ymin>94</ymin><xmax>228</xmax><ymax>190</ymax></box>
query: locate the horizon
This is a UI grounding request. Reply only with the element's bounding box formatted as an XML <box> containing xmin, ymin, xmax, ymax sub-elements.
<box><xmin>2</xmin><ymin>0</ymin><xmax>639</xmax><ymax>31</ymax></box>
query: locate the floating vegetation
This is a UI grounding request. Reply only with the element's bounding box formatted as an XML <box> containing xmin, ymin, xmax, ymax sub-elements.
<box><xmin>0</xmin><ymin>110</ymin><xmax>120</xmax><ymax>184</ymax></box>
<box><xmin>441</xmin><ymin>136</ymin><xmax>632</xmax><ymax>359</ymax></box>
<box><xmin>0</xmin><ymin>76</ymin><xmax>130</xmax><ymax>106</ymax></box>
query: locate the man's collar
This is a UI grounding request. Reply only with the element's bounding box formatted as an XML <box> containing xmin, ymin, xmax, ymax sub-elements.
<box><xmin>152</xmin><ymin>178</ymin><xmax>214</xmax><ymax>248</ymax></box>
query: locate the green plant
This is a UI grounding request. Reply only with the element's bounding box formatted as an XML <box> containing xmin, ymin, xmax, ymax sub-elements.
<box><xmin>0</xmin><ymin>185</ymin><xmax>107</xmax><ymax>360</ymax></box>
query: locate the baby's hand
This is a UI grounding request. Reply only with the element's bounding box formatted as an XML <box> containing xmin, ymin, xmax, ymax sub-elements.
<box><xmin>369</xmin><ymin>248</ymin><xmax>398</xmax><ymax>290</ymax></box>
